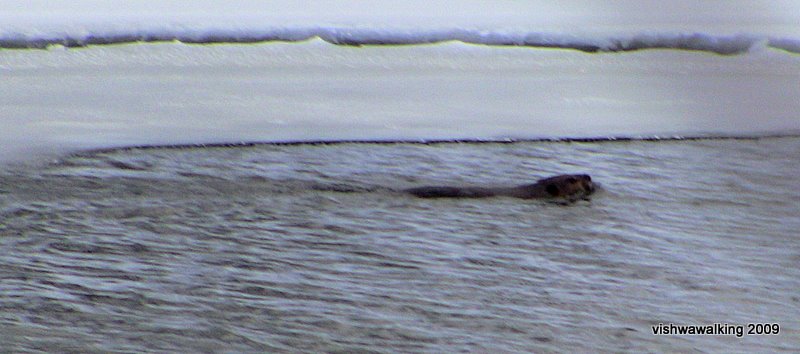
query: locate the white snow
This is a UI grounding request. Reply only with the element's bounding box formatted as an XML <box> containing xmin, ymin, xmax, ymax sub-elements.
<box><xmin>2</xmin><ymin>40</ymin><xmax>799</xmax><ymax>163</ymax></box>
<box><xmin>1</xmin><ymin>1</ymin><xmax>799</xmax><ymax>163</ymax></box>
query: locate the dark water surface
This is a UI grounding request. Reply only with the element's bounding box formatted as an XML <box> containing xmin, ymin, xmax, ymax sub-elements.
<box><xmin>1</xmin><ymin>138</ymin><xmax>799</xmax><ymax>352</ymax></box>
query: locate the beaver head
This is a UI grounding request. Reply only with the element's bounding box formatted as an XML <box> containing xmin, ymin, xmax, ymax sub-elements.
<box><xmin>542</xmin><ymin>174</ymin><xmax>595</xmax><ymax>198</ymax></box>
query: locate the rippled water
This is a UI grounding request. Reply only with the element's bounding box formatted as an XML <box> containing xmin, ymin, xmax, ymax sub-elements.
<box><xmin>1</xmin><ymin>138</ymin><xmax>799</xmax><ymax>352</ymax></box>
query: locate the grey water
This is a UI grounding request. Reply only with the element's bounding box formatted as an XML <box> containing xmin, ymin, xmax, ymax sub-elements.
<box><xmin>1</xmin><ymin>137</ymin><xmax>799</xmax><ymax>353</ymax></box>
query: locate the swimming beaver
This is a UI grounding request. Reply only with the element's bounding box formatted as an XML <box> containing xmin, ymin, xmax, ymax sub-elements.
<box><xmin>405</xmin><ymin>174</ymin><xmax>595</xmax><ymax>200</ymax></box>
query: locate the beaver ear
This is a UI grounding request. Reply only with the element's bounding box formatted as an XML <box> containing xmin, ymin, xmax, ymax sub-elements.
<box><xmin>545</xmin><ymin>183</ymin><xmax>559</xmax><ymax>196</ymax></box>
<box><xmin>582</xmin><ymin>174</ymin><xmax>591</xmax><ymax>181</ymax></box>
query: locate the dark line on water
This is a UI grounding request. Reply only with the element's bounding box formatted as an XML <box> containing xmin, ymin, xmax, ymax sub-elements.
<box><xmin>0</xmin><ymin>38</ymin><xmax>744</xmax><ymax>55</ymax></box>
<box><xmin>77</xmin><ymin>133</ymin><xmax>800</xmax><ymax>156</ymax></box>
<box><xmin>2</xmin><ymin>34</ymin><xmax>798</xmax><ymax>55</ymax></box>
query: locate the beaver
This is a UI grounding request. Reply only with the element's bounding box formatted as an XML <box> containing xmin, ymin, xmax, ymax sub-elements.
<box><xmin>405</xmin><ymin>174</ymin><xmax>595</xmax><ymax>200</ymax></box>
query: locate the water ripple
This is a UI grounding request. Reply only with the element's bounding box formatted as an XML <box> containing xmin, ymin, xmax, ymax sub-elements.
<box><xmin>1</xmin><ymin>138</ymin><xmax>799</xmax><ymax>352</ymax></box>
